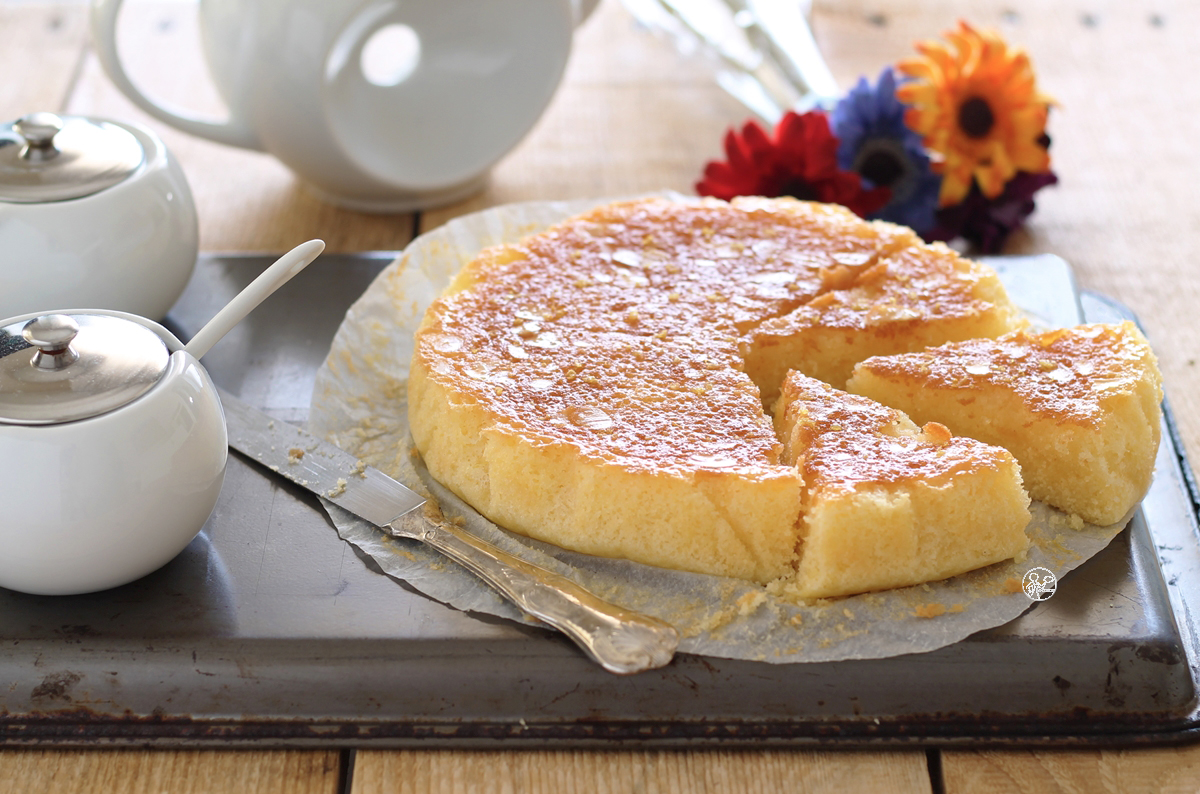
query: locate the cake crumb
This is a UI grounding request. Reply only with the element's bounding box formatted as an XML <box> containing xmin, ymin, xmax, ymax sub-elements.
<box><xmin>921</xmin><ymin>421</ymin><xmax>952</xmax><ymax>445</ymax></box>
<box><xmin>326</xmin><ymin>478</ymin><xmax>348</xmax><ymax>498</ymax></box>
<box><xmin>288</xmin><ymin>447</ymin><xmax>305</xmax><ymax>464</ymax></box>
<box><xmin>1002</xmin><ymin>576</ymin><xmax>1024</xmax><ymax>594</ymax></box>
<box><xmin>691</xmin><ymin>605</ymin><xmax>739</xmax><ymax>635</ymax></box>
<box><xmin>913</xmin><ymin>603</ymin><xmax>946</xmax><ymax>619</ymax></box>
<box><xmin>422</xmin><ymin>501</ymin><xmax>446</xmax><ymax>524</ymax></box>
<box><xmin>736</xmin><ymin>590</ymin><xmax>767</xmax><ymax>616</ymax></box>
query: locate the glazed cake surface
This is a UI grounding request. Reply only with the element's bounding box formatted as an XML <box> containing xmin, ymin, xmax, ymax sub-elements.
<box><xmin>847</xmin><ymin>322</ymin><xmax>1164</xmax><ymax>525</ymax></box>
<box><xmin>407</xmin><ymin>197</ymin><xmax>1032</xmax><ymax>593</ymax></box>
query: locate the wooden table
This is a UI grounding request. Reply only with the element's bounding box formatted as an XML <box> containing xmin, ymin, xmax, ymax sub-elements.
<box><xmin>2</xmin><ymin>0</ymin><xmax>1199</xmax><ymax>791</ymax></box>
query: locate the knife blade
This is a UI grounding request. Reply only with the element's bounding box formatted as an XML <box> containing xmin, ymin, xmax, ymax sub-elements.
<box><xmin>218</xmin><ymin>388</ymin><xmax>679</xmax><ymax>674</ymax></box>
<box><xmin>219</xmin><ymin>389</ymin><xmax>426</xmax><ymax>527</ymax></box>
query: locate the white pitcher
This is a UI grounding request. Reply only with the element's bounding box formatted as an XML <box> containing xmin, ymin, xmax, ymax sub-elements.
<box><xmin>91</xmin><ymin>0</ymin><xmax>597</xmax><ymax>211</ymax></box>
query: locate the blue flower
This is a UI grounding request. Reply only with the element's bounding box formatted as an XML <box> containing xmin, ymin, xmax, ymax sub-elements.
<box><xmin>831</xmin><ymin>68</ymin><xmax>942</xmax><ymax>235</ymax></box>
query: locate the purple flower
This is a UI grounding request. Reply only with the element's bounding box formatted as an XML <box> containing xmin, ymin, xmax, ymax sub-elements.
<box><xmin>831</xmin><ymin>68</ymin><xmax>942</xmax><ymax>234</ymax></box>
<box><xmin>927</xmin><ymin>170</ymin><xmax>1059</xmax><ymax>253</ymax></box>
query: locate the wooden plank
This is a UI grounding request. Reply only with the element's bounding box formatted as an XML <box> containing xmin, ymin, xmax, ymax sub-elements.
<box><xmin>63</xmin><ymin>1</ymin><xmax>416</xmax><ymax>254</ymax></box>
<box><xmin>942</xmin><ymin>746</ymin><xmax>1200</xmax><ymax>793</ymax></box>
<box><xmin>0</xmin><ymin>749</ymin><xmax>342</xmax><ymax>794</ymax></box>
<box><xmin>0</xmin><ymin>3</ymin><xmax>89</xmax><ymax>119</ymax></box>
<box><xmin>350</xmin><ymin>749</ymin><xmax>933</xmax><ymax>794</ymax></box>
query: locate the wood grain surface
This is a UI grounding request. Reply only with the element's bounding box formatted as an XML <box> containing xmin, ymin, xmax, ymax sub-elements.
<box><xmin>348</xmin><ymin>749</ymin><xmax>933</xmax><ymax>794</ymax></box>
<box><xmin>942</xmin><ymin>747</ymin><xmax>1200</xmax><ymax>793</ymax></box>
<box><xmin>0</xmin><ymin>750</ymin><xmax>341</xmax><ymax>794</ymax></box>
<box><xmin>3</xmin><ymin>0</ymin><xmax>1200</xmax><ymax>792</ymax></box>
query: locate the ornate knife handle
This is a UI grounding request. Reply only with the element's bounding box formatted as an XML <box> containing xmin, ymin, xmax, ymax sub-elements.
<box><xmin>388</xmin><ymin>510</ymin><xmax>679</xmax><ymax>674</ymax></box>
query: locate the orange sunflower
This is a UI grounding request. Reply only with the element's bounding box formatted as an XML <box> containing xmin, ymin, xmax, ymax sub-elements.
<box><xmin>897</xmin><ymin>21</ymin><xmax>1053</xmax><ymax>206</ymax></box>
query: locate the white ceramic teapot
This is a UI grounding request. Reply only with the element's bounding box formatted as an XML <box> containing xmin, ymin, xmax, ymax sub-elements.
<box><xmin>0</xmin><ymin>240</ymin><xmax>324</xmax><ymax>596</ymax></box>
<box><xmin>90</xmin><ymin>0</ymin><xmax>598</xmax><ymax>211</ymax></box>
<box><xmin>0</xmin><ymin>112</ymin><xmax>199</xmax><ymax>321</ymax></box>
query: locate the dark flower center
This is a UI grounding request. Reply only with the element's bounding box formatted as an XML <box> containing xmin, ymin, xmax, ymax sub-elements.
<box><xmin>958</xmin><ymin>96</ymin><xmax>995</xmax><ymax>138</ymax></box>
<box><xmin>858</xmin><ymin>149</ymin><xmax>905</xmax><ymax>189</ymax></box>
<box><xmin>851</xmin><ymin>138</ymin><xmax>916</xmax><ymax>204</ymax></box>
<box><xmin>780</xmin><ymin>179</ymin><xmax>819</xmax><ymax>201</ymax></box>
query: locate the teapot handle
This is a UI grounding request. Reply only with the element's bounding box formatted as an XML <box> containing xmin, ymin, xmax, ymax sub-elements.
<box><xmin>572</xmin><ymin>0</ymin><xmax>601</xmax><ymax>25</ymax></box>
<box><xmin>89</xmin><ymin>0</ymin><xmax>262</xmax><ymax>150</ymax></box>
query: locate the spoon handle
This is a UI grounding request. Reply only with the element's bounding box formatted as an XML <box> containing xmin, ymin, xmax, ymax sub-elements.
<box><xmin>184</xmin><ymin>240</ymin><xmax>325</xmax><ymax>359</ymax></box>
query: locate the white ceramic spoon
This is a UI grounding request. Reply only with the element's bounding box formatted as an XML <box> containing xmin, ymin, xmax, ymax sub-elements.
<box><xmin>184</xmin><ymin>239</ymin><xmax>325</xmax><ymax>359</ymax></box>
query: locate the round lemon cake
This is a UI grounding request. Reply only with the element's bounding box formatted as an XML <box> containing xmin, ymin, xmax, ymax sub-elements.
<box><xmin>407</xmin><ymin>196</ymin><xmax>1037</xmax><ymax>596</ymax></box>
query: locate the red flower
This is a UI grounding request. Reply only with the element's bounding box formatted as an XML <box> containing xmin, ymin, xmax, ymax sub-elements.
<box><xmin>696</xmin><ymin>111</ymin><xmax>890</xmax><ymax>218</ymax></box>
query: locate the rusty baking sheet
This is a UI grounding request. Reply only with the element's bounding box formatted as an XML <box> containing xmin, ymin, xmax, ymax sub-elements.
<box><xmin>1</xmin><ymin>252</ymin><xmax>1197</xmax><ymax>748</ymax></box>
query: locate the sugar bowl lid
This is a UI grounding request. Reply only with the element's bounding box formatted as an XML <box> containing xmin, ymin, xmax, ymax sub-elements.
<box><xmin>0</xmin><ymin>112</ymin><xmax>145</xmax><ymax>203</ymax></box>
<box><xmin>0</xmin><ymin>313</ymin><xmax>170</xmax><ymax>425</ymax></box>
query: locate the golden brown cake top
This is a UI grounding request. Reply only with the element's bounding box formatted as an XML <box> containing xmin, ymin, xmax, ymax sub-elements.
<box><xmin>508</xmin><ymin>197</ymin><xmax>919</xmax><ymax>334</ymax></box>
<box><xmin>777</xmin><ymin>373</ymin><xmax>1014</xmax><ymax>493</ymax></box>
<box><xmin>854</xmin><ymin>322</ymin><xmax>1161</xmax><ymax>426</ymax></box>
<box><xmin>415</xmin><ymin>197</ymin><xmax>1012</xmax><ymax>472</ymax></box>
<box><xmin>755</xmin><ymin>239</ymin><xmax>1014</xmax><ymax>334</ymax></box>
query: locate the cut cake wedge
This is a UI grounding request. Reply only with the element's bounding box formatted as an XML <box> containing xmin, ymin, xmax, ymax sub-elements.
<box><xmin>846</xmin><ymin>322</ymin><xmax>1163</xmax><ymax>526</ymax></box>
<box><xmin>772</xmin><ymin>372</ymin><xmax>1032</xmax><ymax>599</ymax></box>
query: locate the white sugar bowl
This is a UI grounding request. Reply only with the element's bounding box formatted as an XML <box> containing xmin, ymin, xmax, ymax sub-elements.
<box><xmin>0</xmin><ymin>311</ymin><xmax>226</xmax><ymax>596</ymax></box>
<box><xmin>0</xmin><ymin>112</ymin><xmax>198</xmax><ymax>321</ymax></box>
<box><xmin>0</xmin><ymin>240</ymin><xmax>323</xmax><ymax>596</ymax></box>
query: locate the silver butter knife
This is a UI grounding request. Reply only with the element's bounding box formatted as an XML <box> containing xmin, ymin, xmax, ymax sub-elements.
<box><xmin>218</xmin><ymin>389</ymin><xmax>679</xmax><ymax>674</ymax></box>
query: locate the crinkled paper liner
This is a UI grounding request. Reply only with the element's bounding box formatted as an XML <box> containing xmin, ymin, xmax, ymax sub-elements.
<box><xmin>308</xmin><ymin>197</ymin><xmax>1128</xmax><ymax>664</ymax></box>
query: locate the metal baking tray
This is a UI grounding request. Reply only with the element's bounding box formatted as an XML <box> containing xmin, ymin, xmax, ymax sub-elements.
<box><xmin>2</xmin><ymin>252</ymin><xmax>1198</xmax><ymax>747</ymax></box>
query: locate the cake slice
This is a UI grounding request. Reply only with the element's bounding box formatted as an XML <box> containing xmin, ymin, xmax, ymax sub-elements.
<box><xmin>773</xmin><ymin>373</ymin><xmax>1031</xmax><ymax>599</ymax></box>
<box><xmin>742</xmin><ymin>239</ymin><xmax>1026</xmax><ymax>404</ymax></box>
<box><xmin>846</xmin><ymin>322</ymin><xmax>1163</xmax><ymax>526</ymax></box>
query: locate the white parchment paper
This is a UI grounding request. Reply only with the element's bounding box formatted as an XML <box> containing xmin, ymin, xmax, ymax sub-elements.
<box><xmin>308</xmin><ymin>198</ymin><xmax>1128</xmax><ymax>664</ymax></box>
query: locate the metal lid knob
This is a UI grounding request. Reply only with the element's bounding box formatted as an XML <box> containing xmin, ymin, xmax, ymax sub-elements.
<box><xmin>22</xmin><ymin>314</ymin><xmax>81</xmax><ymax>370</ymax></box>
<box><xmin>13</xmin><ymin>112</ymin><xmax>65</xmax><ymax>159</ymax></box>
<box><xmin>0</xmin><ymin>113</ymin><xmax>145</xmax><ymax>203</ymax></box>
